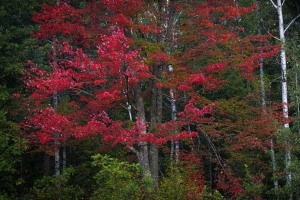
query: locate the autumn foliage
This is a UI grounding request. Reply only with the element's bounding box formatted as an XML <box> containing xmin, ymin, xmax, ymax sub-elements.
<box><xmin>21</xmin><ymin>0</ymin><xmax>279</xmax><ymax>198</ymax></box>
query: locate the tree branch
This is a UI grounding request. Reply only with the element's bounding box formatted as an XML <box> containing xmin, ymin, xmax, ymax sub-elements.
<box><xmin>261</xmin><ymin>20</ymin><xmax>281</xmax><ymax>41</ymax></box>
<box><xmin>282</xmin><ymin>0</ymin><xmax>286</xmax><ymax>6</ymax></box>
<box><xmin>201</xmin><ymin>130</ymin><xmax>224</xmax><ymax>169</ymax></box>
<box><xmin>269</xmin><ymin>0</ymin><xmax>277</xmax><ymax>9</ymax></box>
<box><xmin>128</xmin><ymin>146</ymin><xmax>138</xmax><ymax>155</ymax></box>
<box><xmin>284</xmin><ymin>14</ymin><xmax>300</xmax><ymax>34</ymax></box>
<box><xmin>73</xmin><ymin>88</ymin><xmax>94</xmax><ymax>96</ymax></box>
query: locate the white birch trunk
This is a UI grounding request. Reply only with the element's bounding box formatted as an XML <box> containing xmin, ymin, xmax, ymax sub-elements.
<box><xmin>276</xmin><ymin>0</ymin><xmax>289</xmax><ymax>126</ymax></box>
<box><xmin>256</xmin><ymin>4</ymin><xmax>279</xmax><ymax>193</ymax></box>
<box><xmin>259</xmin><ymin>59</ymin><xmax>266</xmax><ymax>109</ymax></box>
<box><xmin>53</xmin><ymin>90</ymin><xmax>60</xmax><ymax>177</ymax></box>
<box><xmin>161</xmin><ymin>0</ymin><xmax>182</xmax><ymax>163</ymax></box>
<box><xmin>260</xmin><ymin>52</ymin><xmax>279</xmax><ymax>197</ymax></box>
<box><xmin>52</xmin><ymin>40</ymin><xmax>60</xmax><ymax>178</ymax></box>
<box><xmin>271</xmin><ymin>0</ymin><xmax>292</xmax><ymax>195</ymax></box>
<box><xmin>260</xmin><ymin>49</ymin><xmax>279</xmax><ymax>197</ymax></box>
<box><xmin>276</xmin><ymin>0</ymin><xmax>292</xmax><ymax>188</ymax></box>
<box><xmin>168</xmin><ymin>65</ymin><xmax>179</xmax><ymax>163</ymax></box>
<box><xmin>126</xmin><ymin>102</ymin><xmax>133</xmax><ymax>121</ymax></box>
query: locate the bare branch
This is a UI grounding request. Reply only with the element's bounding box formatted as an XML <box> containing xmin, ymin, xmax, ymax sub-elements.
<box><xmin>261</xmin><ymin>20</ymin><xmax>281</xmax><ymax>41</ymax></box>
<box><xmin>269</xmin><ymin>0</ymin><xmax>277</xmax><ymax>9</ymax></box>
<box><xmin>282</xmin><ymin>0</ymin><xmax>286</xmax><ymax>6</ymax></box>
<box><xmin>128</xmin><ymin>146</ymin><xmax>138</xmax><ymax>155</ymax></box>
<box><xmin>265</xmin><ymin>29</ymin><xmax>281</xmax><ymax>41</ymax></box>
<box><xmin>73</xmin><ymin>88</ymin><xmax>94</xmax><ymax>96</ymax></box>
<box><xmin>272</xmin><ymin>35</ymin><xmax>281</xmax><ymax>41</ymax></box>
<box><xmin>284</xmin><ymin>14</ymin><xmax>300</xmax><ymax>34</ymax></box>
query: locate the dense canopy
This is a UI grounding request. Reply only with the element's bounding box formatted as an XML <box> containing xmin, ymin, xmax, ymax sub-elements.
<box><xmin>1</xmin><ymin>0</ymin><xmax>300</xmax><ymax>199</ymax></box>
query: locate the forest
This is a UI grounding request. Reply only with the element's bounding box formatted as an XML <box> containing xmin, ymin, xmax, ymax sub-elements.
<box><xmin>1</xmin><ymin>0</ymin><xmax>300</xmax><ymax>199</ymax></box>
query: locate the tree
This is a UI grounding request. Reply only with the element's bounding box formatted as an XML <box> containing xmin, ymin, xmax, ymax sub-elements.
<box><xmin>268</xmin><ymin>0</ymin><xmax>300</xmax><ymax>198</ymax></box>
<box><xmin>90</xmin><ymin>154</ymin><xmax>152</xmax><ymax>200</ymax></box>
<box><xmin>24</xmin><ymin>167</ymin><xmax>84</xmax><ymax>200</ymax></box>
<box><xmin>0</xmin><ymin>111</ymin><xmax>26</xmax><ymax>198</ymax></box>
<box><xmin>22</xmin><ymin>0</ymin><xmax>278</xmax><ymax>197</ymax></box>
<box><xmin>0</xmin><ymin>0</ymin><xmax>47</xmax><ymax>197</ymax></box>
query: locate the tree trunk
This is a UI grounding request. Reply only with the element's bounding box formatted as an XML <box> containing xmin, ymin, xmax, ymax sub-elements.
<box><xmin>276</xmin><ymin>0</ymin><xmax>292</xmax><ymax>189</ymax></box>
<box><xmin>63</xmin><ymin>142</ymin><xmax>66</xmax><ymax>171</ymax></box>
<box><xmin>259</xmin><ymin>44</ymin><xmax>278</xmax><ymax>198</ymax></box>
<box><xmin>270</xmin><ymin>0</ymin><xmax>292</xmax><ymax>197</ymax></box>
<box><xmin>133</xmin><ymin>83</ymin><xmax>151</xmax><ymax>176</ymax></box>
<box><xmin>43</xmin><ymin>152</ymin><xmax>50</xmax><ymax>176</ymax></box>
<box><xmin>168</xmin><ymin>65</ymin><xmax>179</xmax><ymax>163</ymax></box>
<box><xmin>52</xmin><ymin>40</ymin><xmax>60</xmax><ymax>178</ymax></box>
<box><xmin>295</xmin><ymin>72</ymin><xmax>300</xmax><ymax>136</ymax></box>
<box><xmin>296</xmin><ymin>72</ymin><xmax>300</xmax><ymax>200</ymax></box>
<box><xmin>54</xmin><ymin>144</ymin><xmax>60</xmax><ymax>177</ymax></box>
<box><xmin>149</xmin><ymin>64</ymin><xmax>162</xmax><ymax>191</ymax></box>
<box><xmin>256</xmin><ymin>5</ymin><xmax>279</xmax><ymax>194</ymax></box>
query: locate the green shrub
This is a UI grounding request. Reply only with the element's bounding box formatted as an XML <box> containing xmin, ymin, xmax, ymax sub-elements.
<box><xmin>24</xmin><ymin>167</ymin><xmax>84</xmax><ymax>200</ymax></box>
<box><xmin>90</xmin><ymin>154</ymin><xmax>152</xmax><ymax>200</ymax></box>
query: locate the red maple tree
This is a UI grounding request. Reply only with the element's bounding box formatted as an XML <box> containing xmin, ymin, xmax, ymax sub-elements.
<box><xmin>22</xmin><ymin>0</ymin><xmax>278</xmax><ymax>197</ymax></box>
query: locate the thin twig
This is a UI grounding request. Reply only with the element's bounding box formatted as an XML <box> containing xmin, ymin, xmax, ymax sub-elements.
<box><xmin>284</xmin><ymin>14</ymin><xmax>300</xmax><ymax>34</ymax></box>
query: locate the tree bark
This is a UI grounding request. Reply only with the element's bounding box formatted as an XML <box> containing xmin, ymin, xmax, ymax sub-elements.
<box><xmin>133</xmin><ymin>83</ymin><xmax>151</xmax><ymax>176</ymax></box>
<box><xmin>256</xmin><ymin>4</ymin><xmax>279</xmax><ymax>194</ymax></box>
<box><xmin>168</xmin><ymin>65</ymin><xmax>179</xmax><ymax>163</ymax></box>
<box><xmin>259</xmin><ymin>43</ymin><xmax>278</xmax><ymax>198</ymax></box>
<box><xmin>52</xmin><ymin>40</ymin><xmax>60</xmax><ymax>178</ymax></box>
<box><xmin>276</xmin><ymin>0</ymin><xmax>292</xmax><ymax>189</ymax></box>
<box><xmin>43</xmin><ymin>152</ymin><xmax>50</xmax><ymax>176</ymax></box>
<box><xmin>270</xmin><ymin>0</ymin><xmax>292</xmax><ymax>197</ymax></box>
<box><xmin>54</xmin><ymin>143</ymin><xmax>60</xmax><ymax>177</ymax></box>
<box><xmin>63</xmin><ymin>142</ymin><xmax>66</xmax><ymax>171</ymax></box>
<box><xmin>149</xmin><ymin>64</ymin><xmax>162</xmax><ymax>191</ymax></box>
